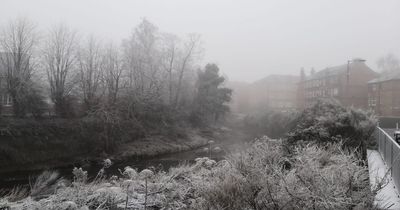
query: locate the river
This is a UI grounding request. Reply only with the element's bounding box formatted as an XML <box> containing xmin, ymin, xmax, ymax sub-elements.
<box><xmin>0</xmin><ymin>117</ymin><xmax>253</xmax><ymax>193</ymax></box>
<box><xmin>0</xmin><ymin>132</ymin><xmax>251</xmax><ymax>194</ymax></box>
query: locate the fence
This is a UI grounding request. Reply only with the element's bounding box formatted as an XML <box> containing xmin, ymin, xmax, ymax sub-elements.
<box><xmin>376</xmin><ymin>127</ymin><xmax>400</xmax><ymax>193</ymax></box>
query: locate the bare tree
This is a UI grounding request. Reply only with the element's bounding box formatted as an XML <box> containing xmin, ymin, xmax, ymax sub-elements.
<box><xmin>102</xmin><ymin>43</ymin><xmax>123</xmax><ymax>106</ymax></box>
<box><xmin>0</xmin><ymin>18</ymin><xmax>38</xmax><ymax>117</ymax></box>
<box><xmin>377</xmin><ymin>53</ymin><xmax>400</xmax><ymax>73</ymax></box>
<box><xmin>161</xmin><ymin>33</ymin><xmax>179</xmax><ymax>106</ymax></box>
<box><xmin>77</xmin><ymin>36</ymin><xmax>104</xmax><ymax>112</ymax></box>
<box><xmin>43</xmin><ymin>24</ymin><xmax>78</xmax><ymax>117</ymax></box>
<box><xmin>173</xmin><ymin>34</ymin><xmax>201</xmax><ymax>109</ymax></box>
<box><xmin>123</xmin><ymin>19</ymin><xmax>163</xmax><ymax>99</ymax></box>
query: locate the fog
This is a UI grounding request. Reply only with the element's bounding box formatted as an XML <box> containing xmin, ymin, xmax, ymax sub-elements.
<box><xmin>2</xmin><ymin>1</ymin><xmax>400</xmax><ymax>208</ymax></box>
<box><xmin>1</xmin><ymin>0</ymin><xmax>399</xmax><ymax>82</ymax></box>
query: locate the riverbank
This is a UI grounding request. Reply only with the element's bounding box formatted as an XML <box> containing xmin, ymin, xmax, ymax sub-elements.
<box><xmin>0</xmin><ymin>138</ymin><xmax>376</xmax><ymax>210</ymax></box>
<box><xmin>112</xmin><ymin>130</ymin><xmax>209</xmax><ymax>160</ymax></box>
<box><xmin>0</xmin><ymin>118</ymin><xmax>214</xmax><ymax>174</ymax></box>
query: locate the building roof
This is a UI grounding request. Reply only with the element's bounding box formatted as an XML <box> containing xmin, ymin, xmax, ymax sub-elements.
<box><xmin>306</xmin><ymin>64</ymin><xmax>347</xmax><ymax>80</ymax></box>
<box><xmin>253</xmin><ymin>74</ymin><xmax>299</xmax><ymax>86</ymax></box>
<box><xmin>305</xmin><ymin>58</ymin><xmax>374</xmax><ymax>81</ymax></box>
<box><xmin>368</xmin><ymin>71</ymin><xmax>400</xmax><ymax>84</ymax></box>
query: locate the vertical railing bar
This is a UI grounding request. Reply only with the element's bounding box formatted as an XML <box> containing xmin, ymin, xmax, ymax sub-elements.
<box><xmin>391</xmin><ymin>141</ymin><xmax>394</xmax><ymax>176</ymax></box>
<box><xmin>379</xmin><ymin>129</ymin><xmax>381</xmax><ymax>154</ymax></box>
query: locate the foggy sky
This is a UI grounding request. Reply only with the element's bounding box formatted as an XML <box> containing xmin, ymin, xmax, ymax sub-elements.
<box><xmin>1</xmin><ymin>0</ymin><xmax>399</xmax><ymax>82</ymax></box>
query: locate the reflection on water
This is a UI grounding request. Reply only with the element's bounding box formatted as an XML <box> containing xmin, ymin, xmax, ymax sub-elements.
<box><xmin>0</xmin><ymin>146</ymin><xmax>227</xmax><ymax>192</ymax></box>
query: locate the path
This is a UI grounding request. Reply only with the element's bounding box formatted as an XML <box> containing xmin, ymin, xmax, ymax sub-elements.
<box><xmin>367</xmin><ymin>149</ymin><xmax>400</xmax><ymax>209</ymax></box>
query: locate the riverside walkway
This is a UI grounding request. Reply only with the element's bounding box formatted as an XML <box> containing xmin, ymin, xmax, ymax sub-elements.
<box><xmin>368</xmin><ymin>127</ymin><xmax>400</xmax><ymax>209</ymax></box>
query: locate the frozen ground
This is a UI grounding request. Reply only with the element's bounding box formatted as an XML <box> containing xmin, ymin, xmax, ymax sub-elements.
<box><xmin>367</xmin><ymin>150</ymin><xmax>400</xmax><ymax>209</ymax></box>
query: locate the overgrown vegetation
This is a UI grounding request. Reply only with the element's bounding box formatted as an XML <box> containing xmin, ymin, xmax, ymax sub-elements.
<box><xmin>0</xmin><ymin>138</ymin><xmax>379</xmax><ymax>210</ymax></box>
<box><xmin>287</xmin><ymin>99</ymin><xmax>377</xmax><ymax>158</ymax></box>
<box><xmin>0</xmin><ymin>100</ymin><xmax>381</xmax><ymax>209</ymax></box>
<box><xmin>243</xmin><ymin>100</ymin><xmax>377</xmax><ymax>154</ymax></box>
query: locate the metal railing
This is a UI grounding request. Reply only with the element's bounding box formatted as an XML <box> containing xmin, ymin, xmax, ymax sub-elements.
<box><xmin>375</xmin><ymin>127</ymin><xmax>400</xmax><ymax>192</ymax></box>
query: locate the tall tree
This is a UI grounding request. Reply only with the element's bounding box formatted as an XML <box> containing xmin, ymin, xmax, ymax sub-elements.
<box><xmin>77</xmin><ymin>36</ymin><xmax>103</xmax><ymax>112</ymax></box>
<box><xmin>161</xmin><ymin>33</ymin><xmax>179</xmax><ymax>106</ymax></box>
<box><xmin>123</xmin><ymin>19</ymin><xmax>162</xmax><ymax>98</ymax></box>
<box><xmin>174</xmin><ymin>34</ymin><xmax>201</xmax><ymax>109</ymax></box>
<box><xmin>43</xmin><ymin>24</ymin><xmax>78</xmax><ymax>117</ymax></box>
<box><xmin>102</xmin><ymin>43</ymin><xmax>123</xmax><ymax>106</ymax></box>
<box><xmin>193</xmin><ymin>63</ymin><xmax>232</xmax><ymax>122</ymax></box>
<box><xmin>377</xmin><ymin>53</ymin><xmax>400</xmax><ymax>73</ymax></box>
<box><xmin>0</xmin><ymin>18</ymin><xmax>38</xmax><ymax>117</ymax></box>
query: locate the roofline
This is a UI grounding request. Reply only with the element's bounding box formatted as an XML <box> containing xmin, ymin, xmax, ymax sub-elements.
<box><xmin>368</xmin><ymin>78</ymin><xmax>400</xmax><ymax>84</ymax></box>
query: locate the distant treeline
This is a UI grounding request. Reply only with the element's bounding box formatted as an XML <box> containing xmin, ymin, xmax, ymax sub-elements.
<box><xmin>0</xmin><ymin>18</ymin><xmax>232</xmax><ymax>158</ymax></box>
<box><xmin>0</xmin><ymin>18</ymin><xmax>231</xmax><ymax>122</ymax></box>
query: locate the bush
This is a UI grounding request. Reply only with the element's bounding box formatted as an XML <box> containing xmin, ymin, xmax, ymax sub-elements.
<box><xmin>197</xmin><ymin>138</ymin><xmax>377</xmax><ymax>209</ymax></box>
<box><xmin>287</xmin><ymin>99</ymin><xmax>377</xmax><ymax>156</ymax></box>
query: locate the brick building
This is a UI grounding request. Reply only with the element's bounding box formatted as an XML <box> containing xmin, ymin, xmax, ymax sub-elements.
<box><xmin>251</xmin><ymin>74</ymin><xmax>299</xmax><ymax>111</ymax></box>
<box><xmin>297</xmin><ymin>58</ymin><xmax>378</xmax><ymax>109</ymax></box>
<box><xmin>228</xmin><ymin>74</ymin><xmax>299</xmax><ymax>113</ymax></box>
<box><xmin>368</xmin><ymin>71</ymin><xmax>400</xmax><ymax>116</ymax></box>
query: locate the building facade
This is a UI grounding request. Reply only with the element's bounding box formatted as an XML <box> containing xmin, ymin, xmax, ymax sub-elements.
<box><xmin>250</xmin><ymin>74</ymin><xmax>299</xmax><ymax>112</ymax></box>
<box><xmin>368</xmin><ymin>71</ymin><xmax>400</xmax><ymax>117</ymax></box>
<box><xmin>228</xmin><ymin>75</ymin><xmax>299</xmax><ymax>114</ymax></box>
<box><xmin>297</xmin><ymin>58</ymin><xmax>378</xmax><ymax>110</ymax></box>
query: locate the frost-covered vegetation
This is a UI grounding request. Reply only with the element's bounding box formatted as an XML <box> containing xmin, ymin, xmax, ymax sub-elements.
<box><xmin>0</xmin><ymin>138</ymin><xmax>378</xmax><ymax>210</ymax></box>
<box><xmin>0</xmin><ymin>100</ymin><xmax>380</xmax><ymax>209</ymax></box>
<box><xmin>287</xmin><ymin>99</ymin><xmax>377</xmax><ymax>159</ymax></box>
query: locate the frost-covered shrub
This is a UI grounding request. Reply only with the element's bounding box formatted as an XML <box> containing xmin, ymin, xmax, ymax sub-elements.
<box><xmin>194</xmin><ymin>157</ymin><xmax>217</xmax><ymax>169</ymax></box>
<box><xmin>103</xmin><ymin>159</ymin><xmax>112</xmax><ymax>168</ymax></box>
<box><xmin>287</xmin><ymin>99</ymin><xmax>377</xmax><ymax>153</ymax></box>
<box><xmin>196</xmin><ymin>138</ymin><xmax>377</xmax><ymax>210</ymax></box>
<box><xmin>3</xmin><ymin>138</ymin><xmax>377</xmax><ymax>210</ymax></box>
<box><xmin>86</xmin><ymin>186</ymin><xmax>123</xmax><ymax>209</ymax></box>
<box><xmin>121</xmin><ymin>166</ymin><xmax>138</xmax><ymax>179</ymax></box>
<box><xmin>72</xmin><ymin>167</ymin><xmax>88</xmax><ymax>184</ymax></box>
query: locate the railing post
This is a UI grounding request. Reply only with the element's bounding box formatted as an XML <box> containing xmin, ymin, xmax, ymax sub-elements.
<box><xmin>384</xmin><ymin>134</ymin><xmax>387</xmax><ymax>161</ymax></box>
<box><xmin>378</xmin><ymin>128</ymin><xmax>381</xmax><ymax>154</ymax></box>
<box><xmin>391</xmin><ymin>142</ymin><xmax>394</xmax><ymax>176</ymax></box>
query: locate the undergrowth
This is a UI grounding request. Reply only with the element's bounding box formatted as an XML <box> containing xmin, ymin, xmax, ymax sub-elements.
<box><xmin>0</xmin><ymin>137</ymin><xmax>381</xmax><ymax>210</ymax></box>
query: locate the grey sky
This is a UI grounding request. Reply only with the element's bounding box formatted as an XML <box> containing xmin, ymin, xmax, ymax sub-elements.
<box><xmin>1</xmin><ymin>0</ymin><xmax>399</xmax><ymax>82</ymax></box>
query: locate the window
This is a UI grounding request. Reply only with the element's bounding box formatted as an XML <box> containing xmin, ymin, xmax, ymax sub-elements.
<box><xmin>368</xmin><ymin>98</ymin><xmax>376</xmax><ymax>107</ymax></box>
